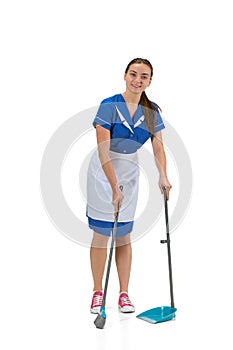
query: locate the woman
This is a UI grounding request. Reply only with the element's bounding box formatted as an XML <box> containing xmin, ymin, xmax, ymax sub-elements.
<box><xmin>86</xmin><ymin>58</ymin><xmax>172</xmax><ymax>313</ymax></box>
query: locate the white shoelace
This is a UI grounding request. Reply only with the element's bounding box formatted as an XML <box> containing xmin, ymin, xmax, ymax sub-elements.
<box><xmin>93</xmin><ymin>294</ymin><xmax>103</xmax><ymax>307</ymax></box>
<box><xmin>120</xmin><ymin>296</ymin><xmax>132</xmax><ymax>305</ymax></box>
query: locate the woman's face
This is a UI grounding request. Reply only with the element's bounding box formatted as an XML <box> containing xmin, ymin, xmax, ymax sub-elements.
<box><xmin>124</xmin><ymin>63</ymin><xmax>152</xmax><ymax>95</ymax></box>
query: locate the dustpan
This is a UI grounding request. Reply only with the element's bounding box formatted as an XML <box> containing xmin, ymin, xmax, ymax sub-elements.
<box><xmin>136</xmin><ymin>187</ymin><xmax>177</xmax><ymax>324</ymax></box>
<box><xmin>136</xmin><ymin>306</ymin><xmax>177</xmax><ymax>324</ymax></box>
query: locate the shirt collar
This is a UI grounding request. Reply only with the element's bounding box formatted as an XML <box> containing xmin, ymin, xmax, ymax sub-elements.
<box><xmin>116</xmin><ymin>96</ymin><xmax>145</xmax><ymax>129</ymax></box>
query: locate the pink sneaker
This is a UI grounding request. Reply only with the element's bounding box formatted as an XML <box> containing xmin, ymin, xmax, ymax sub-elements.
<box><xmin>118</xmin><ymin>292</ymin><xmax>135</xmax><ymax>313</ymax></box>
<box><xmin>90</xmin><ymin>291</ymin><xmax>103</xmax><ymax>314</ymax></box>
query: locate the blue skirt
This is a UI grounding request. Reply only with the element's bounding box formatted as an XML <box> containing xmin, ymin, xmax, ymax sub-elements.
<box><xmin>88</xmin><ymin>217</ymin><xmax>133</xmax><ymax>237</ymax></box>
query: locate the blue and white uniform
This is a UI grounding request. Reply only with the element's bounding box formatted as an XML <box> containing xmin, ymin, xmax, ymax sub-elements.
<box><xmin>86</xmin><ymin>94</ymin><xmax>165</xmax><ymax>236</ymax></box>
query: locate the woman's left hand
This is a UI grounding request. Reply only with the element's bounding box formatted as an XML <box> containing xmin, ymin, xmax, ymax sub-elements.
<box><xmin>159</xmin><ymin>177</ymin><xmax>172</xmax><ymax>200</ymax></box>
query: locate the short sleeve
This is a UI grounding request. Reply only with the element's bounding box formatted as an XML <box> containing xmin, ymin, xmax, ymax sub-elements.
<box><xmin>93</xmin><ymin>99</ymin><xmax>115</xmax><ymax>131</ymax></box>
<box><xmin>154</xmin><ymin>105</ymin><xmax>165</xmax><ymax>133</ymax></box>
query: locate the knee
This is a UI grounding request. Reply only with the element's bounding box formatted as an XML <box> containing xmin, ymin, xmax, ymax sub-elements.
<box><xmin>91</xmin><ymin>232</ymin><xmax>110</xmax><ymax>248</ymax></box>
<box><xmin>115</xmin><ymin>233</ymin><xmax>131</xmax><ymax>247</ymax></box>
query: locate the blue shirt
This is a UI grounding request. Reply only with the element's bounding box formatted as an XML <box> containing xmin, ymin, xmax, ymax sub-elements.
<box><xmin>93</xmin><ymin>94</ymin><xmax>165</xmax><ymax>154</ymax></box>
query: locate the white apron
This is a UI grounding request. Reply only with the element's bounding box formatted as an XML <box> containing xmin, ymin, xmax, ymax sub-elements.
<box><xmin>86</xmin><ymin>150</ymin><xmax>139</xmax><ymax>222</ymax></box>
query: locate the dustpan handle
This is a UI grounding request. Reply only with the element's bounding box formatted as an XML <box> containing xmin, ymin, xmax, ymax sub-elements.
<box><xmin>160</xmin><ymin>186</ymin><xmax>175</xmax><ymax>309</ymax></box>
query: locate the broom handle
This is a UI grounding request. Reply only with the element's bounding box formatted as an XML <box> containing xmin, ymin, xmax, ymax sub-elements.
<box><xmin>102</xmin><ymin>212</ymin><xmax>119</xmax><ymax>307</ymax></box>
<box><xmin>162</xmin><ymin>186</ymin><xmax>175</xmax><ymax>309</ymax></box>
<box><xmin>102</xmin><ymin>185</ymin><xmax>123</xmax><ymax>307</ymax></box>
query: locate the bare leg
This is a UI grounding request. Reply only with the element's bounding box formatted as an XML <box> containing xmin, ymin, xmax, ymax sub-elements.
<box><xmin>90</xmin><ymin>232</ymin><xmax>109</xmax><ymax>291</ymax></box>
<box><xmin>115</xmin><ymin>233</ymin><xmax>132</xmax><ymax>293</ymax></box>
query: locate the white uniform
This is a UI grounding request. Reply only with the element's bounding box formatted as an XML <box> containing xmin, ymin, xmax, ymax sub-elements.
<box><xmin>87</xmin><ymin>150</ymin><xmax>139</xmax><ymax>222</ymax></box>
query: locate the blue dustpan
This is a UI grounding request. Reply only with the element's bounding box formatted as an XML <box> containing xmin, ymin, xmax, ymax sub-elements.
<box><xmin>136</xmin><ymin>188</ymin><xmax>177</xmax><ymax>324</ymax></box>
<box><xmin>136</xmin><ymin>306</ymin><xmax>177</xmax><ymax>324</ymax></box>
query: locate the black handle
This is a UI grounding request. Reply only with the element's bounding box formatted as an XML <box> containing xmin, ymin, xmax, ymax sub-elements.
<box><xmin>161</xmin><ymin>186</ymin><xmax>175</xmax><ymax>309</ymax></box>
<box><xmin>102</xmin><ymin>185</ymin><xmax>123</xmax><ymax>307</ymax></box>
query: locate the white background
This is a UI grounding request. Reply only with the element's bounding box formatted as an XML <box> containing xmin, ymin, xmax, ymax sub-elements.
<box><xmin>1</xmin><ymin>0</ymin><xmax>233</xmax><ymax>349</ymax></box>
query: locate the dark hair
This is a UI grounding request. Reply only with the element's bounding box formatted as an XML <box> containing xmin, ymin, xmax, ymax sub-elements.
<box><xmin>125</xmin><ymin>58</ymin><xmax>161</xmax><ymax>135</ymax></box>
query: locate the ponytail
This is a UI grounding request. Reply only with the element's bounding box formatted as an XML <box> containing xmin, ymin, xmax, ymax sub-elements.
<box><xmin>140</xmin><ymin>91</ymin><xmax>162</xmax><ymax>135</ymax></box>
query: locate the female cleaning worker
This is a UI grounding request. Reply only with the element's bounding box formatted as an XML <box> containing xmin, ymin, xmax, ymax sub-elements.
<box><xmin>86</xmin><ymin>58</ymin><xmax>172</xmax><ymax>313</ymax></box>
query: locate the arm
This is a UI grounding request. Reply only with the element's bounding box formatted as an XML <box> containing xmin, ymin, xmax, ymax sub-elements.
<box><xmin>151</xmin><ymin>131</ymin><xmax>172</xmax><ymax>199</ymax></box>
<box><xmin>96</xmin><ymin>125</ymin><xmax>124</xmax><ymax>214</ymax></box>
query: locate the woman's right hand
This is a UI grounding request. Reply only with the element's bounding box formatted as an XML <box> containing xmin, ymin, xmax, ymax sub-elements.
<box><xmin>112</xmin><ymin>185</ymin><xmax>124</xmax><ymax>216</ymax></box>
